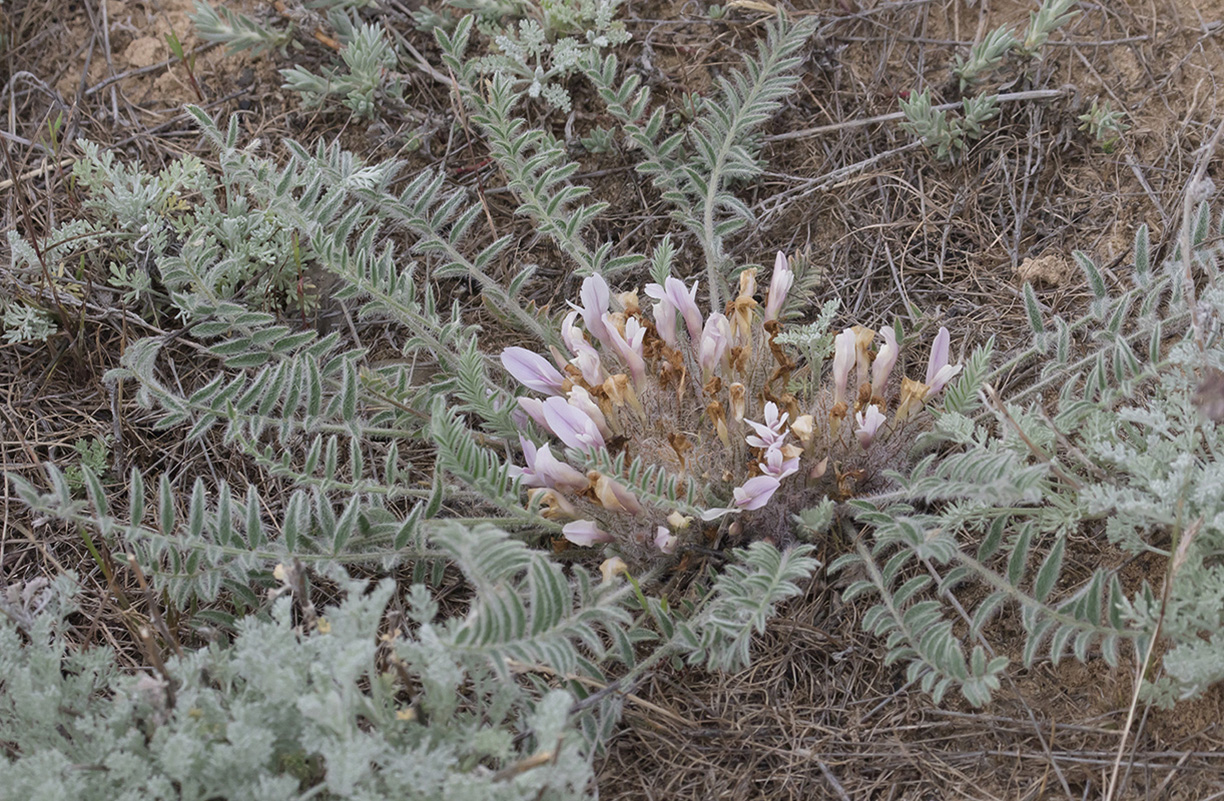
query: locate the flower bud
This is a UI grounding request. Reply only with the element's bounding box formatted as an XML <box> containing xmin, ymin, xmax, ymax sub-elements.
<box><xmin>764</xmin><ymin>251</ymin><xmax>795</xmax><ymax>322</ymax></box>
<box><xmin>832</xmin><ymin>329</ymin><xmax>856</xmax><ymax>407</ymax></box>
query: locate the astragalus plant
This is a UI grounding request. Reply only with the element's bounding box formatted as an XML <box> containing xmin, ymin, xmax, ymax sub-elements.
<box><xmin>5</xmin><ymin>14</ymin><xmax>830</xmax><ymax>795</ymax></box>
<box><xmin>496</xmin><ymin>253</ymin><xmax>963</xmax><ymax>565</ymax></box>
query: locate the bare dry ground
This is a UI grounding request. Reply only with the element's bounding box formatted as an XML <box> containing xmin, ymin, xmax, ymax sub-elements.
<box><xmin>4</xmin><ymin>0</ymin><xmax>1224</xmax><ymax>797</ymax></box>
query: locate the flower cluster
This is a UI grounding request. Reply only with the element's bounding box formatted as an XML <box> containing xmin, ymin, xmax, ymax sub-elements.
<box><xmin>501</xmin><ymin>253</ymin><xmax>961</xmax><ymax>562</ymax></box>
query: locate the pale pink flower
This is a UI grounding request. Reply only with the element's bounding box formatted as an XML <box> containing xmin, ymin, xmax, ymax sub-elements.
<box><xmin>543</xmin><ymin>396</ymin><xmax>606</xmax><ymax>451</ymax></box>
<box><xmin>650</xmin><ymin>299</ymin><xmax>678</xmax><ymax>348</ymax></box>
<box><xmin>517</xmin><ymin>397</ymin><xmax>551</xmax><ymax>431</ymax></box>
<box><xmin>579</xmin><ymin>274</ymin><xmax>613</xmax><ymax>349</ymax></box>
<box><xmin>510</xmin><ymin>437</ymin><xmax>590</xmax><ymax>493</ymax></box>
<box><xmin>871</xmin><ymin>325</ymin><xmax>899</xmax><ymax>399</ymax></box>
<box><xmin>654</xmin><ymin>525</ymin><xmax>678</xmax><ymax>555</ymax></box>
<box><xmin>571</xmin><ymin>347</ymin><xmax>606</xmax><ymax>386</ymax></box>
<box><xmin>602</xmin><ymin>312</ymin><xmax>648</xmax><ymax>389</ymax></box>
<box><xmin>644</xmin><ymin>280</ymin><xmax>686</xmax><ymax>348</ymax></box>
<box><xmin>661</xmin><ymin>276</ymin><xmax>704</xmax><ymax>344</ymax></box>
<box><xmin>833</xmin><ymin>328</ymin><xmax>856</xmax><ymax>406</ymax></box>
<box><xmin>745</xmin><ymin>401</ymin><xmax>789</xmax><ymax>449</ymax></box>
<box><xmin>698</xmin><ymin>313</ymin><xmax>731</xmax><ymax>376</ymax></box>
<box><xmin>561</xmin><ymin>311</ymin><xmax>587</xmax><ymax>355</ymax></box>
<box><xmin>563</xmin><ymin>520</ymin><xmax>614</xmax><ymax>547</ymax></box>
<box><xmin>501</xmin><ymin>347</ymin><xmax>566</xmax><ymax>395</ymax></box>
<box><xmin>855</xmin><ymin>404</ymin><xmax>887</xmax><ymax>449</ymax></box>
<box><xmin>733</xmin><ymin>475</ymin><xmax>782</xmax><ymax>511</ymax></box>
<box><xmin>759</xmin><ymin>444</ymin><xmax>800</xmax><ymax>480</ymax></box>
<box><xmin>925</xmin><ymin>326</ymin><xmax>962</xmax><ymax>395</ymax></box>
<box><xmin>567</xmin><ymin>386</ymin><xmax>611</xmax><ymax>437</ymax></box>
<box><xmin>763</xmin><ymin>251</ymin><xmax>795</xmax><ymax>322</ymax></box>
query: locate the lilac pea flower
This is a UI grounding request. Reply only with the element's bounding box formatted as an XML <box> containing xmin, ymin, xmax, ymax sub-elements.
<box><xmin>563</xmin><ymin>520</ymin><xmax>614</xmax><ymax>547</ymax></box>
<box><xmin>511</xmin><ymin>437</ymin><xmax>589</xmax><ymax>493</ymax></box>
<box><xmin>733</xmin><ymin>474</ymin><xmax>782</xmax><ymax>511</ymax></box>
<box><xmin>568</xmin><ymin>386</ymin><xmax>611</xmax><ymax>437</ymax></box>
<box><xmin>571</xmin><ymin>348</ymin><xmax>606</xmax><ymax>386</ymax></box>
<box><xmin>763</xmin><ymin>251</ymin><xmax>795</xmax><ymax>322</ymax></box>
<box><xmin>561</xmin><ymin>311</ymin><xmax>588</xmax><ymax>356</ymax></box>
<box><xmin>855</xmin><ymin>404</ymin><xmax>887</xmax><ymax>449</ymax></box>
<box><xmin>665</xmin><ymin>276</ymin><xmax>704</xmax><ymax>344</ymax></box>
<box><xmin>561</xmin><ymin>310</ymin><xmax>606</xmax><ymax>385</ymax></box>
<box><xmin>517</xmin><ymin>397</ymin><xmax>551</xmax><ymax>431</ymax></box>
<box><xmin>531</xmin><ymin>445</ymin><xmax>589</xmax><ymax>492</ymax></box>
<box><xmin>602</xmin><ymin>313</ymin><xmax>648</xmax><ymax>389</ymax></box>
<box><xmin>759</xmin><ymin>444</ymin><xmax>800</xmax><ymax>480</ymax></box>
<box><xmin>654</xmin><ymin>525</ymin><xmax>678</xmax><ymax>555</ymax></box>
<box><xmin>543</xmin><ymin>396</ymin><xmax>606</xmax><ymax>451</ymax></box>
<box><xmin>644</xmin><ymin>283</ymin><xmax>680</xmax><ymax>348</ymax></box>
<box><xmin>871</xmin><ymin>325</ymin><xmax>899</xmax><ymax>399</ymax></box>
<box><xmin>745</xmin><ymin>401</ymin><xmax>789</xmax><ymax>449</ymax></box>
<box><xmin>925</xmin><ymin>326</ymin><xmax>963</xmax><ymax>395</ymax></box>
<box><xmin>651</xmin><ymin>300</ymin><xmax>678</xmax><ymax>348</ymax></box>
<box><xmin>832</xmin><ymin>328</ymin><xmax>856</xmax><ymax>406</ymax></box>
<box><xmin>698</xmin><ymin>313</ymin><xmax>731</xmax><ymax>376</ymax></box>
<box><xmin>501</xmin><ymin>347</ymin><xmax>566</xmax><ymax>395</ymax></box>
<box><xmin>580</xmin><ymin>274</ymin><xmax>613</xmax><ymax>349</ymax></box>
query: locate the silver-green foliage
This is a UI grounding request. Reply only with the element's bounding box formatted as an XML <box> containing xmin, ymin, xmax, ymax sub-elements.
<box><xmin>836</xmin><ymin>202</ymin><xmax>1224</xmax><ymax>707</ymax></box>
<box><xmin>903</xmin><ymin>0</ymin><xmax>1079</xmax><ymax>161</ymax></box>
<box><xmin>0</xmin><ymin>541</ymin><xmax>599</xmax><ymax>801</ymax></box>
<box><xmin>281</xmin><ymin>17</ymin><xmax>403</xmax><ymax>118</ymax></box>
<box><xmin>473</xmin><ymin>0</ymin><xmax>630</xmax><ymax>112</ymax></box>
<box><xmin>8</xmin><ymin>136</ymin><xmax>327</xmax><ymax>321</ymax></box>
<box><xmin>579</xmin><ymin>15</ymin><xmax>817</xmax><ymax>308</ymax></box>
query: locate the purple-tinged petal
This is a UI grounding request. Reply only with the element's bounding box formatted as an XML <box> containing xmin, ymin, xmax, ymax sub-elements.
<box><xmin>652</xmin><ymin>300</ymin><xmax>678</xmax><ymax>348</ymax></box>
<box><xmin>928</xmin><ymin>364</ymin><xmax>963</xmax><ymax>396</ymax></box>
<box><xmin>871</xmin><ymin>325</ymin><xmax>899</xmax><ymax>399</ymax></box>
<box><xmin>733</xmin><ymin>475</ymin><xmax>782</xmax><ymax>511</ymax></box>
<box><xmin>532</xmin><ymin>444</ymin><xmax>590</xmax><ymax>492</ymax></box>
<box><xmin>517</xmin><ymin>397</ymin><xmax>551</xmax><ymax>432</ymax></box>
<box><xmin>664</xmin><ymin>276</ymin><xmax>704</xmax><ymax>345</ymax></box>
<box><xmin>563</xmin><ymin>520</ymin><xmax>614</xmax><ymax>547</ymax></box>
<box><xmin>601</xmin><ymin>313</ymin><xmax>648</xmax><ymax>389</ymax></box>
<box><xmin>561</xmin><ymin>311</ymin><xmax>587</xmax><ymax>355</ymax></box>
<box><xmin>744</xmin><ymin>402</ymin><xmax>789</xmax><ymax>449</ymax></box>
<box><xmin>698</xmin><ymin>313</ymin><xmax>731</xmax><ymax>376</ymax></box>
<box><xmin>925</xmin><ymin>327</ymin><xmax>951</xmax><ymax>386</ymax></box>
<box><xmin>759</xmin><ymin>444</ymin><xmax>799</xmax><ymax>480</ymax></box>
<box><xmin>568</xmin><ymin>386</ymin><xmax>611</xmax><ymax>437</ymax></box>
<box><xmin>832</xmin><ymin>328</ymin><xmax>856</xmax><ymax>406</ymax></box>
<box><xmin>764</xmin><ymin>251</ymin><xmax>795</xmax><ymax>322</ymax></box>
<box><xmin>570</xmin><ymin>347</ymin><xmax>606</xmax><ymax>386</ymax></box>
<box><xmin>580</xmin><ymin>274</ymin><xmax>613</xmax><ymax>349</ymax></box>
<box><xmin>543</xmin><ymin>396</ymin><xmax>606</xmax><ymax>451</ymax></box>
<box><xmin>855</xmin><ymin>404</ymin><xmax>887</xmax><ymax>448</ymax></box>
<box><xmin>501</xmin><ymin>347</ymin><xmax>566</xmax><ymax>395</ymax></box>
<box><xmin>654</xmin><ymin>525</ymin><xmax>678</xmax><ymax>555</ymax></box>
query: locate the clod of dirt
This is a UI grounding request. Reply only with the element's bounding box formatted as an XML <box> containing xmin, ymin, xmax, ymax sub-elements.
<box><xmin>1016</xmin><ymin>254</ymin><xmax>1074</xmax><ymax>286</ymax></box>
<box><xmin>123</xmin><ymin>37</ymin><xmax>164</xmax><ymax>70</ymax></box>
